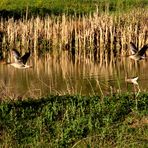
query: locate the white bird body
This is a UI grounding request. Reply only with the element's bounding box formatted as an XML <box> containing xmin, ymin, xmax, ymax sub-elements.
<box><xmin>125</xmin><ymin>77</ymin><xmax>139</xmax><ymax>85</ymax></box>
<box><xmin>10</xmin><ymin>62</ymin><xmax>31</xmax><ymax>69</ymax></box>
<box><xmin>129</xmin><ymin>54</ymin><xmax>144</xmax><ymax>61</ymax></box>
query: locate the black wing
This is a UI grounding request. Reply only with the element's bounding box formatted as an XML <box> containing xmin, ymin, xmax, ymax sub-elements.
<box><xmin>21</xmin><ymin>51</ymin><xmax>30</xmax><ymax>64</ymax></box>
<box><xmin>12</xmin><ymin>49</ymin><xmax>21</xmax><ymax>61</ymax></box>
<box><xmin>137</xmin><ymin>44</ymin><xmax>148</xmax><ymax>56</ymax></box>
<box><xmin>130</xmin><ymin>42</ymin><xmax>138</xmax><ymax>55</ymax></box>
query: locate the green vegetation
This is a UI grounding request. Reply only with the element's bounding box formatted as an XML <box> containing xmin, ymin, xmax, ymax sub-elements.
<box><xmin>0</xmin><ymin>0</ymin><xmax>148</xmax><ymax>18</ymax></box>
<box><xmin>0</xmin><ymin>93</ymin><xmax>148</xmax><ymax>147</ymax></box>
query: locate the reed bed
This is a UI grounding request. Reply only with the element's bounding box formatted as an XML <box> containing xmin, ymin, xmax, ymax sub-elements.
<box><xmin>0</xmin><ymin>8</ymin><xmax>147</xmax><ymax>65</ymax></box>
<box><xmin>0</xmin><ymin>8</ymin><xmax>148</xmax><ymax>98</ymax></box>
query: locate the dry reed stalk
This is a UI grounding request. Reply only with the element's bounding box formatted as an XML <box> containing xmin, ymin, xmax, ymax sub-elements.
<box><xmin>0</xmin><ymin>9</ymin><xmax>147</xmax><ymax>65</ymax></box>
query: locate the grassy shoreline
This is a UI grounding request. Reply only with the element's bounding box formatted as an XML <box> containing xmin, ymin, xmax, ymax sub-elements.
<box><xmin>0</xmin><ymin>93</ymin><xmax>148</xmax><ymax>147</ymax></box>
<box><xmin>0</xmin><ymin>0</ymin><xmax>148</xmax><ymax>18</ymax></box>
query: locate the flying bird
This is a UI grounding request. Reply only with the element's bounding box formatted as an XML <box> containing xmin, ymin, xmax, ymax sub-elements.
<box><xmin>8</xmin><ymin>49</ymin><xmax>32</xmax><ymax>69</ymax></box>
<box><xmin>129</xmin><ymin>42</ymin><xmax>148</xmax><ymax>61</ymax></box>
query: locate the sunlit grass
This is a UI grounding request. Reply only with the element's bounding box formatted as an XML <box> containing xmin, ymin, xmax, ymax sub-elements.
<box><xmin>0</xmin><ymin>93</ymin><xmax>148</xmax><ymax>147</ymax></box>
<box><xmin>0</xmin><ymin>0</ymin><xmax>147</xmax><ymax>17</ymax></box>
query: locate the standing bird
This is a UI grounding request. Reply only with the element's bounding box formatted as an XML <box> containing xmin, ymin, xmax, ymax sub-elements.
<box><xmin>8</xmin><ymin>49</ymin><xmax>32</xmax><ymax>69</ymax></box>
<box><xmin>129</xmin><ymin>42</ymin><xmax>148</xmax><ymax>61</ymax></box>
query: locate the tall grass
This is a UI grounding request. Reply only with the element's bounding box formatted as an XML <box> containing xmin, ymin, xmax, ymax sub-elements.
<box><xmin>0</xmin><ymin>8</ymin><xmax>147</xmax><ymax>65</ymax></box>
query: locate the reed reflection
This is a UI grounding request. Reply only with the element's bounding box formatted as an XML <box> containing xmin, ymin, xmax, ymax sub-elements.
<box><xmin>0</xmin><ymin>54</ymin><xmax>148</xmax><ymax>99</ymax></box>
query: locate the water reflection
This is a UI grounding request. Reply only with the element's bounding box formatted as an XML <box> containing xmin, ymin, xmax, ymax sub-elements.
<box><xmin>0</xmin><ymin>55</ymin><xmax>148</xmax><ymax>99</ymax></box>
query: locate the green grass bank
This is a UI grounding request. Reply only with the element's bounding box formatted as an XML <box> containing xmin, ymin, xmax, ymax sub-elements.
<box><xmin>0</xmin><ymin>0</ymin><xmax>148</xmax><ymax>18</ymax></box>
<box><xmin>0</xmin><ymin>93</ymin><xmax>148</xmax><ymax>147</ymax></box>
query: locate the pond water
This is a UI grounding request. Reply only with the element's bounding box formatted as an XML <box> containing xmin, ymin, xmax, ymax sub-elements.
<box><xmin>0</xmin><ymin>55</ymin><xmax>148</xmax><ymax>98</ymax></box>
